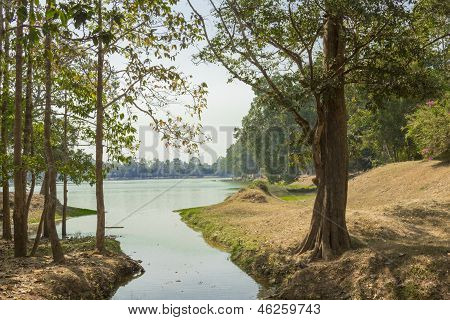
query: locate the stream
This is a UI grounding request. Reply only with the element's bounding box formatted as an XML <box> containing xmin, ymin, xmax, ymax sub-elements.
<box><xmin>56</xmin><ymin>178</ymin><xmax>261</xmax><ymax>299</ymax></box>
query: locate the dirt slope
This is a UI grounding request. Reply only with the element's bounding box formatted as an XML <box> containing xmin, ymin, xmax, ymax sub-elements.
<box><xmin>348</xmin><ymin>161</ymin><xmax>450</xmax><ymax>208</ymax></box>
<box><xmin>180</xmin><ymin>160</ymin><xmax>449</xmax><ymax>299</ymax></box>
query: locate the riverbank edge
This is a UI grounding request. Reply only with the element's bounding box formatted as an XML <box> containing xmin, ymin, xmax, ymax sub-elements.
<box><xmin>177</xmin><ymin>161</ymin><xmax>450</xmax><ymax>300</ymax></box>
<box><xmin>0</xmin><ymin>237</ymin><xmax>144</xmax><ymax>300</ymax></box>
<box><xmin>177</xmin><ymin>207</ymin><xmax>290</xmax><ymax>298</ymax></box>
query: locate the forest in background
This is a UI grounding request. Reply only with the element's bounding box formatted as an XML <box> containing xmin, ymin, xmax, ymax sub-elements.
<box><xmin>107</xmin><ymin>157</ymin><xmax>229</xmax><ymax>179</ymax></box>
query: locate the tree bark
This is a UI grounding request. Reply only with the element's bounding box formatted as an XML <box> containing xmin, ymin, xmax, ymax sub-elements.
<box><xmin>0</xmin><ymin>0</ymin><xmax>11</xmax><ymax>240</ymax></box>
<box><xmin>40</xmin><ymin>173</ymin><xmax>47</xmax><ymax>195</ymax></box>
<box><xmin>298</xmin><ymin>13</ymin><xmax>351</xmax><ymax>260</ymax></box>
<box><xmin>95</xmin><ymin>0</ymin><xmax>106</xmax><ymax>253</ymax></box>
<box><xmin>62</xmin><ymin>105</ymin><xmax>68</xmax><ymax>238</ymax></box>
<box><xmin>13</xmin><ymin>0</ymin><xmax>28</xmax><ymax>257</ymax></box>
<box><xmin>43</xmin><ymin>2</ymin><xmax>64</xmax><ymax>263</ymax></box>
<box><xmin>41</xmin><ymin>171</ymin><xmax>49</xmax><ymax>237</ymax></box>
<box><xmin>30</xmin><ymin>173</ymin><xmax>47</xmax><ymax>256</ymax></box>
<box><xmin>23</xmin><ymin>0</ymin><xmax>34</xmax><ymax>222</ymax></box>
<box><xmin>25</xmin><ymin>173</ymin><xmax>35</xmax><ymax>216</ymax></box>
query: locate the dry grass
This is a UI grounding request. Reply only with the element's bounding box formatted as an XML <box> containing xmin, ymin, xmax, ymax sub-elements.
<box><xmin>0</xmin><ymin>237</ymin><xmax>143</xmax><ymax>300</ymax></box>
<box><xmin>0</xmin><ymin>193</ymin><xmax>48</xmax><ymax>223</ymax></box>
<box><xmin>0</xmin><ymin>193</ymin><xmax>95</xmax><ymax>227</ymax></box>
<box><xmin>180</xmin><ymin>160</ymin><xmax>450</xmax><ymax>299</ymax></box>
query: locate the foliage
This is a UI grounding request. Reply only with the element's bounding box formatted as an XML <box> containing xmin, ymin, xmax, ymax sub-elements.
<box><xmin>346</xmin><ymin>88</ymin><xmax>422</xmax><ymax>169</ymax></box>
<box><xmin>224</xmin><ymin>76</ymin><xmax>315</xmax><ymax>183</ymax></box>
<box><xmin>107</xmin><ymin>157</ymin><xmax>228</xmax><ymax>179</ymax></box>
<box><xmin>247</xmin><ymin>179</ymin><xmax>270</xmax><ymax>194</ymax></box>
<box><xmin>406</xmin><ymin>98</ymin><xmax>450</xmax><ymax>160</ymax></box>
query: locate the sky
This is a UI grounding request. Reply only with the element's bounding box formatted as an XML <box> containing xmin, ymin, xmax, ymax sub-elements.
<box><xmin>133</xmin><ymin>1</ymin><xmax>254</xmax><ymax>164</ymax></box>
<box><xmin>135</xmin><ymin>48</ymin><xmax>254</xmax><ymax>164</ymax></box>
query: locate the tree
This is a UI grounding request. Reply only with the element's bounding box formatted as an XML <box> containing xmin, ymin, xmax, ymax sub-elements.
<box><xmin>23</xmin><ymin>0</ymin><xmax>37</xmax><ymax>230</ymax></box>
<box><xmin>406</xmin><ymin>98</ymin><xmax>450</xmax><ymax>161</ymax></box>
<box><xmin>65</xmin><ymin>0</ymin><xmax>208</xmax><ymax>252</ymax></box>
<box><xmin>94</xmin><ymin>0</ymin><xmax>106</xmax><ymax>253</ymax></box>
<box><xmin>0</xmin><ymin>0</ymin><xmax>12</xmax><ymax>240</ymax></box>
<box><xmin>189</xmin><ymin>0</ymin><xmax>446</xmax><ymax>259</ymax></box>
<box><xmin>61</xmin><ymin>104</ymin><xmax>68</xmax><ymax>237</ymax></box>
<box><xmin>236</xmin><ymin>77</ymin><xmax>315</xmax><ymax>182</ymax></box>
<box><xmin>42</xmin><ymin>0</ymin><xmax>64</xmax><ymax>263</ymax></box>
<box><xmin>13</xmin><ymin>0</ymin><xmax>28</xmax><ymax>257</ymax></box>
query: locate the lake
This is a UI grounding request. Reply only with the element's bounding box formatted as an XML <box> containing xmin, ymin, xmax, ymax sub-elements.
<box><xmin>56</xmin><ymin>178</ymin><xmax>261</xmax><ymax>299</ymax></box>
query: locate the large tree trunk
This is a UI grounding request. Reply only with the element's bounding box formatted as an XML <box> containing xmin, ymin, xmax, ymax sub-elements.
<box><xmin>95</xmin><ymin>0</ymin><xmax>106</xmax><ymax>253</ymax></box>
<box><xmin>43</xmin><ymin>3</ymin><xmax>64</xmax><ymax>263</ymax></box>
<box><xmin>13</xmin><ymin>0</ymin><xmax>27</xmax><ymax>257</ymax></box>
<box><xmin>298</xmin><ymin>13</ymin><xmax>351</xmax><ymax>260</ymax></box>
<box><xmin>23</xmin><ymin>0</ymin><xmax>34</xmax><ymax>222</ymax></box>
<box><xmin>0</xmin><ymin>0</ymin><xmax>11</xmax><ymax>240</ymax></box>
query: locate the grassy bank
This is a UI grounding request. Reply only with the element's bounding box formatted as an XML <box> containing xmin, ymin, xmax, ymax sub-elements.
<box><xmin>0</xmin><ymin>193</ymin><xmax>97</xmax><ymax>225</ymax></box>
<box><xmin>0</xmin><ymin>236</ymin><xmax>143</xmax><ymax>300</ymax></box>
<box><xmin>28</xmin><ymin>207</ymin><xmax>97</xmax><ymax>224</ymax></box>
<box><xmin>178</xmin><ymin>161</ymin><xmax>449</xmax><ymax>299</ymax></box>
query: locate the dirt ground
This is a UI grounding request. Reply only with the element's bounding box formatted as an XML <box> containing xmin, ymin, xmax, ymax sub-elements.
<box><xmin>0</xmin><ymin>237</ymin><xmax>143</xmax><ymax>300</ymax></box>
<box><xmin>180</xmin><ymin>160</ymin><xmax>449</xmax><ymax>299</ymax></box>
<box><xmin>0</xmin><ymin>192</ymin><xmax>62</xmax><ymax>224</ymax></box>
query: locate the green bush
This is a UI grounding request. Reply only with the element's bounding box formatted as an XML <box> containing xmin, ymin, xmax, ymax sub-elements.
<box><xmin>248</xmin><ymin>179</ymin><xmax>270</xmax><ymax>194</ymax></box>
<box><xmin>406</xmin><ymin>98</ymin><xmax>450</xmax><ymax>161</ymax></box>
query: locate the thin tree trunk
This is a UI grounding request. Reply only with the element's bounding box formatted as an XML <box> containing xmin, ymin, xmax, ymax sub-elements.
<box><xmin>40</xmin><ymin>173</ymin><xmax>47</xmax><ymax>195</ymax></box>
<box><xmin>0</xmin><ymin>0</ymin><xmax>11</xmax><ymax>240</ymax></box>
<box><xmin>298</xmin><ymin>13</ymin><xmax>351</xmax><ymax>260</ymax></box>
<box><xmin>0</xmin><ymin>2</ymin><xmax>3</xmax><ymax>98</ymax></box>
<box><xmin>95</xmin><ymin>0</ymin><xmax>106</xmax><ymax>253</ymax></box>
<box><xmin>62</xmin><ymin>104</ymin><xmax>68</xmax><ymax>238</ymax></box>
<box><xmin>41</xmin><ymin>171</ymin><xmax>49</xmax><ymax>237</ymax></box>
<box><xmin>43</xmin><ymin>1</ymin><xmax>64</xmax><ymax>263</ymax></box>
<box><xmin>13</xmin><ymin>0</ymin><xmax>28</xmax><ymax>257</ymax></box>
<box><xmin>25</xmin><ymin>174</ymin><xmax>35</xmax><ymax>215</ymax></box>
<box><xmin>30</xmin><ymin>175</ymin><xmax>47</xmax><ymax>256</ymax></box>
<box><xmin>29</xmin><ymin>208</ymin><xmax>44</xmax><ymax>256</ymax></box>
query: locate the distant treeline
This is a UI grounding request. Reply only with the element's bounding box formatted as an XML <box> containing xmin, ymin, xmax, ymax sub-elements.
<box><xmin>107</xmin><ymin>157</ymin><xmax>230</xmax><ymax>179</ymax></box>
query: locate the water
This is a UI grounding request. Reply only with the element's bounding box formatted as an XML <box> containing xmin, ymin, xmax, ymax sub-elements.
<box><xmin>56</xmin><ymin>178</ymin><xmax>260</xmax><ymax>299</ymax></box>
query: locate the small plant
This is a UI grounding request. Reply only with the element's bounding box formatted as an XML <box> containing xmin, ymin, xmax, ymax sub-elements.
<box><xmin>406</xmin><ymin>98</ymin><xmax>450</xmax><ymax>161</ymax></box>
<box><xmin>248</xmin><ymin>179</ymin><xmax>270</xmax><ymax>194</ymax></box>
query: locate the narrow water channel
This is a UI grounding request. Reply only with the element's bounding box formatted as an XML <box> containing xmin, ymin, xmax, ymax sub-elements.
<box><xmin>56</xmin><ymin>178</ymin><xmax>260</xmax><ymax>299</ymax></box>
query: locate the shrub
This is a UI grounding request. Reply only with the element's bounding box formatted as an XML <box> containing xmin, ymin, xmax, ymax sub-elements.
<box><xmin>406</xmin><ymin>98</ymin><xmax>450</xmax><ymax>161</ymax></box>
<box><xmin>248</xmin><ymin>179</ymin><xmax>270</xmax><ymax>194</ymax></box>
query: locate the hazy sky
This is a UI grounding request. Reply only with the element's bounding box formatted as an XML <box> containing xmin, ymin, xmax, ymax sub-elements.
<box><xmin>134</xmin><ymin>1</ymin><xmax>254</xmax><ymax>164</ymax></box>
<box><xmin>135</xmin><ymin>47</ymin><xmax>254</xmax><ymax>163</ymax></box>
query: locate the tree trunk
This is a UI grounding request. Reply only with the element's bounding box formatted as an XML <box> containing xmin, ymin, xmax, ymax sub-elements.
<box><xmin>43</xmin><ymin>3</ymin><xmax>64</xmax><ymax>263</ymax></box>
<box><xmin>25</xmin><ymin>173</ymin><xmax>35</xmax><ymax>215</ymax></box>
<box><xmin>298</xmin><ymin>13</ymin><xmax>351</xmax><ymax>260</ymax></box>
<box><xmin>62</xmin><ymin>174</ymin><xmax>67</xmax><ymax>237</ymax></box>
<box><xmin>62</xmin><ymin>102</ymin><xmax>68</xmax><ymax>238</ymax></box>
<box><xmin>41</xmin><ymin>171</ymin><xmax>49</xmax><ymax>237</ymax></box>
<box><xmin>0</xmin><ymin>0</ymin><xmax>11</xmax><ymax>240</ymax></box>
<box><xmin>95</xmin><ymin>0</ymin><xmax>106</xmax><ymax>253</ymax></box>
<box><xmin>23</xmin><ymin>0</ymin><xmax>34</xmax><ymax>222</ymax></box>
<box><xmin>13</xmin><ymin>0</ymin><xmax>27</xmax><ymax>257</ymax></box>
<box><xmin>30</xmin><ymin>174</ymin><xmax>47</xmax><ymax>256</ymax></box>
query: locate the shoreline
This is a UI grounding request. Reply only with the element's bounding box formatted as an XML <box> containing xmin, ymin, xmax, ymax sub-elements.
<box><xmin>0</xmin><ymin>195</ymin><xmax>144</xmax><ymax>300</ymax></box>
<box><xmin>0</xmin><ymin>237</ymin><xmax>144</xmax><ymax>300</ymax></box>
<box><xmin>178</xmin><ymin>206</ymin><xmax>288</xmax><ymax>299</ymax></box>
<box><xmin>177</xmin><ymin>161</ymin><xmax>449</xmax><ymax>299</ymax></box>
